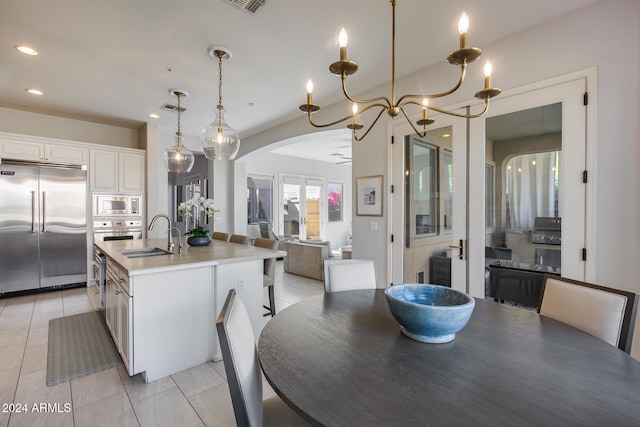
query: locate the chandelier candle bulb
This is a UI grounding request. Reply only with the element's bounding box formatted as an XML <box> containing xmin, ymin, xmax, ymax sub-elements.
<box><xmin>352</xmin><ymin>103</ymin><xmax>358</xmax><ymax>125</ymax></box>
<box><xmin>422</xmin><ymin>99</ymin><xmax>429</xmax><ymax>120</ymax></box>
<box><xmin>306</xmin><ymin>79</ymin><xmax>314</xmax><ymax>104</ymax></box>
<box><xmin>483</xmin><ymin>61</ymin><xmax>493</xmax><ymax>89</ymax></box>
<box><xmin>339</xmin><ymin>28</ymin><xmax>348</xmax><ymax>61</ymax></box>
<box><xmin>458</xmin><ymin>12</ymin><xmax>469</xmax><ymax>49</ymax></box>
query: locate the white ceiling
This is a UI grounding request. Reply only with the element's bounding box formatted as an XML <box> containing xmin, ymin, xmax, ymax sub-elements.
<box><xmin>1</xmin><ymin>0</ymin><xmax>596</xmax><ymax>160</ymax></box>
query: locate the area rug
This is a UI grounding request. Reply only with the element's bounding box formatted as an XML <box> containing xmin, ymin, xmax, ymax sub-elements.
<box><xmin>46</xmin><ymin>311</ymin><xmax>123</xmax><ymax>386</ymax></box>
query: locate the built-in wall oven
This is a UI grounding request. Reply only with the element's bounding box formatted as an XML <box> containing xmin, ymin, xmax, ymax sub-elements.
<box><xmin>92</xmin><ymin>219</ymin><xmax>142</xmax><ymax>310</ymax></box>
<box><xmin>93</xmin><ymin>219</ymin><xmax>143</xmax><ymax>242</ymax></box>
<box><xmin>91</xmin><ymin>194</ymin><xmax>143</xmax><ymax>309</ymax></box>
<box><xmin>92</xmin><ymin>219</ymin><xmax>142</xmax><ymax>309</ymax></box>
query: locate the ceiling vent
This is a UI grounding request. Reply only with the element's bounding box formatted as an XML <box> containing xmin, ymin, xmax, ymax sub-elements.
<box><xmin>159</xmin><ymin>103</ymin><xmax>185</xmax><ymax>113</ymax></box>
<box><xmin>221</xmin><ymin>0</ymin><xmax>267</xmax><ymax>15</ymax></box>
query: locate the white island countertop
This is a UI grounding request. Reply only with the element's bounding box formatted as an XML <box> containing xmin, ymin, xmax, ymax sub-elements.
<box><xmin>95</xmin><ymin>238</ymin><xmax>281</xmax><ymax>276</ymax></box>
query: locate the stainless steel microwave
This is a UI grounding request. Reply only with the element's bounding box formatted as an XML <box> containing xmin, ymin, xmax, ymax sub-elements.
<box><xmin>93</xmin><ymin>194</ymin><xmax>141</xmax><ymax>217</ymax></box>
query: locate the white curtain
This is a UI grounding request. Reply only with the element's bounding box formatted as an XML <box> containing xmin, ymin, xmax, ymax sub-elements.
<box><xmin>507</xmin><ymin>151</ymin><xmax>559</xmax><ymax>229</ymax></box>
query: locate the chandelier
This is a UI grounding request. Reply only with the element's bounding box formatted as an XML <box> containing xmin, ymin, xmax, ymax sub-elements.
<box><xmin>201</xmin><ymin>46</ymin><xmax>241</xmax><ymax>160</ymax></box>
<box><xmin>162</xmin><ymin>90</ymin><xmax>195</xmax><ymax>173</ymax></box>
<box><xmin>299</xmin><ymin>0</ymin><xmax>502</xmax><ymax>141</ymax></box>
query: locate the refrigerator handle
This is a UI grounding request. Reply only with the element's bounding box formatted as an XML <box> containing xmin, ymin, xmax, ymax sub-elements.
<box><xmin>31</xmin><ymin>191</ymin><xmax>37</xmax><ymax>233</ymax></box>
<box><xmin>41</xmin><ymin>191</ymin><xmax>46</xmax><ymax>232</ymax></box>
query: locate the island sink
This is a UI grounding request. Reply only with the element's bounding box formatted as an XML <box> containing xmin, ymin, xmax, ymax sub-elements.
<box><xmin>121</xmin><ymin>247</ymin><xmax>173</xmax><ymax>258</ymax></box>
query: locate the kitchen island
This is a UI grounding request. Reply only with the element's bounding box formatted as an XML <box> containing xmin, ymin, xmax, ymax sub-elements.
<box><xmin>94</xmin><ymin>238</ymin><xmax>280</xmax><ymax>383</ymax></box>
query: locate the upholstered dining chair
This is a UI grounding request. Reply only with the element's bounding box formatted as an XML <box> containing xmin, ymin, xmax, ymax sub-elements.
<box><xmin>216</xmin><ymin>289</ymin><xmax>310</xmax><ymax>427</ymax></box>
<box><xmin>212</xmin><ymin>232</ymin><xmax>229</xmax><ymax>241</ymax></box>
<box><xmin>323</xmin><ymin>258</ymin><xmax>377</xmax><ymax>293</ymax></box>
<box><xmin>538</xmin><ymin>275</ymin><xmax>639</xmax><ymax>353</ymax></box>
<box><xmin>229</xmin><ymin>234</ymin><xmax>250</xmax><ymax>245</ymax></box>
<box><xmin>253</xmin><ymin>237</ymin><xmax>278</xmax><ymax>317</ymax></box>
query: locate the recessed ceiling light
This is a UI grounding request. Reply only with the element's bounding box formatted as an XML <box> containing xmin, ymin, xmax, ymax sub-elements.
<box><xmin>26</xmin><ymin>88</ymin><xmax>43</xmax><ymax>95</ymax></box>
<box><xmin>442</xmin><ymin>133</ymin><xmax>451</xmax><ymax>138</ymax></box>
<box><xmin>15</xmin><ymin>45</ymin><xmax>38</xmax><ymax>56</ymax></box>
<box><xmin>149</xmin><ymin>113</ymin><xmax>160</xmax><ymax>119</ymax></box>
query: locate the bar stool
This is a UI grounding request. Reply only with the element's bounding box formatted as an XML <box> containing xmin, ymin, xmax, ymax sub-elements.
<box><xmin>254</xmin><ymin>237</ymin><xmax>279</xmax><ymax>316</ymax></box>
<box><xmin>229</xmin><ymin>234</ymin><xmax>250</xmax><ymax>245</ymax></box>
<box><xmin>212</xmin><ymin>232</ymin><xmax>229</xmax><ymax>241</ymax></box>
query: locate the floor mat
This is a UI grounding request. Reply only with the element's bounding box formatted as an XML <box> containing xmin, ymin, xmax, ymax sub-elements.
<box><xmin>46</xmin><ymin>311</ymin><xmax>123</xmax><ymax>386</ymax></box>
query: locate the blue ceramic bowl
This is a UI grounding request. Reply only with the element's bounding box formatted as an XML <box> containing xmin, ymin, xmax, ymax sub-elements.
<box><xmin>385</xmin><ymin>284</ymin><xmax>475</xmax><ymax>343</ymax></box>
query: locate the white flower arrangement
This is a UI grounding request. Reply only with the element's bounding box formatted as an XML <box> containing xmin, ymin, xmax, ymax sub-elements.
<box><xmin>178</xmin><ymin>196</ymin><xmax>218</xmax><ymax>219</ymax></box>
<box><xmin>178</xmin><ymin>196</ymin><xmax>219</xmax><ymax>236</ymax></box>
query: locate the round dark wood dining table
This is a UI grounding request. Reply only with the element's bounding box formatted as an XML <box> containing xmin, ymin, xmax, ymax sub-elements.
<box><xmin>258</xmin><ymin>289</ymin><xmax>640</xmax><ymax>426</ymax></box>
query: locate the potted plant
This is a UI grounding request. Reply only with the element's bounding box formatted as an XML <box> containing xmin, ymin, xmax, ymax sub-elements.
<box><xmin>178</xmin><ymin>196</ymin><xmax>219</xmax><ymax>246</ymax></box>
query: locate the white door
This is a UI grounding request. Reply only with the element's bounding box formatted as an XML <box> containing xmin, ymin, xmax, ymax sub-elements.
<box><xmin>281</xmin><ymin>175</ymin><xmax>324</xmax><ymax>240</ymax></box>
<box><xmin>390</xmin><ymin>113</ymin><xmax>468</xmax><ymax>294</ymax></box>
<box><xmin>468</xmin><ymin>76</ymin><xmax>589</xmax><ymax>298</ymax></box>
<box><xmin>390</xmin><ymin>74</ymin><xmax>590</xmax><ymax>298</ymax></box>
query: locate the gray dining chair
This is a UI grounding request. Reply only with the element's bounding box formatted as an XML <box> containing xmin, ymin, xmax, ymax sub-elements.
<box><xmin>229</xmin><ymin>234</ymin><xmax>250</xmax><ymax>245</ymax></box>
<box><xmin>212</xmin><ymin>232</ymin><xmax>229</xmax><ymax>241</ymax></box>
<box><xmin>323</xmin><ymin>258</ymin><xmax>377</xmax><ymax>293</ymax></box>
<box><xmin>253</xmin><ymin>237</ymin><xmax>278</xmax><ymax>316</ymax></box>
<box><xmin>216</xmin><ymin>289</ymin><xmax>310</xmax><ymax>427</ymax></box>
<box><xmin>538</xmin><ymin>275</ymin><xmax>638</xmax><ymax>353</ymax></box>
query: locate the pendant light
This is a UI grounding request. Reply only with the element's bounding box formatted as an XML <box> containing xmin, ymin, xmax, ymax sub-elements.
<box><xmin>201</xmin><ymin>46</ymin><xmax>240</xmax><ymax>161</ymax></box>
<box><xmin>162</xmin><ymin>90</ymin><xmax>195</xmax><ymax>173</ymax></box>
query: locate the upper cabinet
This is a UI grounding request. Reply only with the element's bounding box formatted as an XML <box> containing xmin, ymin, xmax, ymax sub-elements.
<box><xmin>0</xmin><ymin>132</ymin><xmax>146</xmax><ymax>195</ymax></box>
<box><xmin>90</xmin><ymin>149</ymin><xmax>145</xmax><ymax>193</ymax></box>
<box><xmin>0</xmin><ymin>139</ymin><xmax>88</xmax><ymax>164</ymax></box>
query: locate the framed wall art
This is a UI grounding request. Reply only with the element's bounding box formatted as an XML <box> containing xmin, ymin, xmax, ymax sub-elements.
<box><xmin>356</xmin><ymin>175</ymin><xmax>383</xmax><ymax>216</ymax></box>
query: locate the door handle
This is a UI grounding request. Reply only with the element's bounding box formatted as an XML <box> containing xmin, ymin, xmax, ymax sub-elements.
<box><xmin>449</xmin><ymin>239</ymin><xmax>464</xmax><ymax>260</ymax></box>
<box><xmin>41</xmin><ymin>191</ymin><xmax>47</xmax><ymax>232</ymax></box>
<box><xmin>31</xmin><ymin>191</ymin><xmax>36</xmax><ymax>233</ymax></box>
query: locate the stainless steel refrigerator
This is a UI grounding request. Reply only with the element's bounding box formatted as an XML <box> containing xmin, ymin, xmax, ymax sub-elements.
<box><xmin>0</xmin><ymin>160</ymin><xmax>87</xmax><ymax>295</ymax></box>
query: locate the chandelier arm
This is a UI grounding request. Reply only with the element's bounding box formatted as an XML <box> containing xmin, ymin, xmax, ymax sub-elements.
<box><xmin>397</xmin><ymin>100</ymin><xmax>427</xmax><ymax>110</ymax></box>
<box><xmin>353</xmin><ymin>108</ymin><xmax>387</xmax><ymax>141</ymax></box>
<box><xmin>396</xmin><ymin>64</ymin><xmax>468</xmax><ymax>105</ymax></box>
<box><xmin>307</xmin><ymin>112</ymin><xmax>361</xmax><ymax>128</ymax></box>
<box><xmin>341</xmin><ymin>75</ymin><xmax>392</xmax><ymax>107</ymax></box>
<box><xmin>357</xmin><ymin>102</ymin><xmax>391</xmax><ymax>115</ymax></box>
<box><xmin>307</xmin><ymin>102</ymin><xmax>389</xmax><ymax>129</ymax></box>
<box><xmin>427</xmin><ymin>100</ymin><xmax>490</xmax><ymax>119</ymax></box>
<box><xmin>399</xmin><ymin>107</ymin><xmax>428</xmax><ymax>138</ymax></box>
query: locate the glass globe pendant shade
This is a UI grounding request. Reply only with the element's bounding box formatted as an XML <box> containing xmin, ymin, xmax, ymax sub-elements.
<box><xmin>163</xmin><ymin>133</ymin><xmax>195</xmax><ymax>173</ymax></box>
<box><xmin>201</xmin><ymin>105</ymin><xmax>240</xmax><ymax>161</ymax></box>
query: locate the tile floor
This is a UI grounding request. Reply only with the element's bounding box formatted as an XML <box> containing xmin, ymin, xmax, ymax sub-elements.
<box><xmin>0</xmin><ymin>261</ymin><xmax>324</xmax><ymax>427</ymax></box>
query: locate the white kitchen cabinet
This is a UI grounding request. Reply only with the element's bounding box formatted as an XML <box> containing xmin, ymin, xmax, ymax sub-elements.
<box><xmin>105</xmin><ymin>259</ymin><xmax>133</xmax><ymax>372</ymax></box>
<box><xmin>90</xmin><ymin>149</ymin><xmax>145</xmax><ymax>193</ymax></box>
<box><xmin>95</xmin><ymin>238</ymin><xmax>277</xmax><ymax>383</ymax></box>
<box><xmin>118</xmin><ymin>152</ymin><xmax>145</xmax><ymax>193</ymax></box>
<box><xmin>0</xmin><ymin>140</ymin><xmax>88</xmax><ymax>164</ymax></box>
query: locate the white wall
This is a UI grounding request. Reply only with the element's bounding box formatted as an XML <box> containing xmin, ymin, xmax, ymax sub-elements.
<box><xmin>0</xmin><ymin>106</ymin><xmax>141</xmax><ymax>148</ymax></box>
